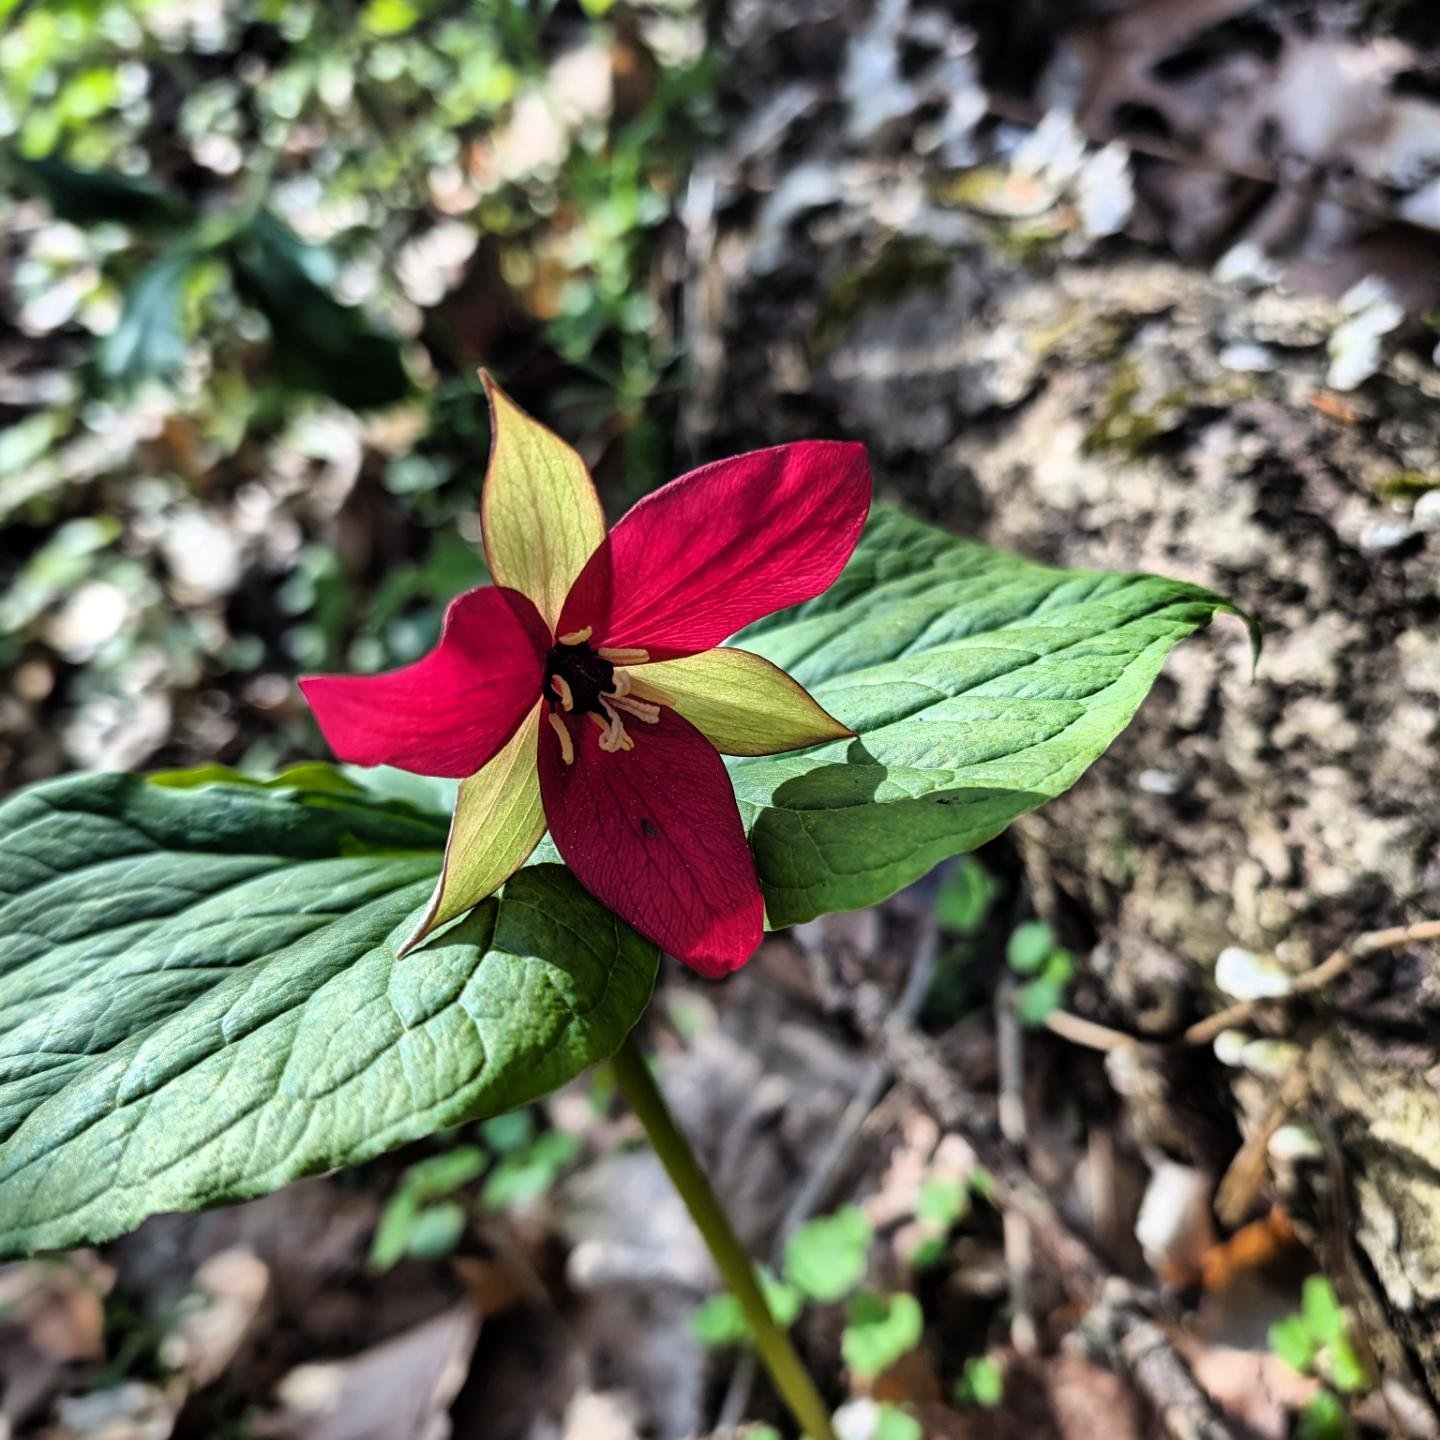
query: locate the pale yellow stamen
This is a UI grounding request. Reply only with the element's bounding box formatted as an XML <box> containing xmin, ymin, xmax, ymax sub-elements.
<box><xmin>548</xmin><ymin>710</ymin><xmax>574</xmax><ymax>766</ymax></box>
<box><xmin>597</xmin><ymin>646</ymin><xmax>649</xmax><ymax>665</ymax></box>
<box><xmin>608</xmin><ymin>692</ymin><xmax>660</xmax><ymax>724</ymax></box>
<box><xmin>550</xmin><ymin>674</ymin><xmax>575</xmax><ymax>712</ymax></box>
<box><xmin>596</xmin><ymin>698</ymin><xmax>635</xmax><ymax>753</ymax></box>
<box><xmin>558</xmin><ymin>626</ymin><xmax>593</xmax><ymax>645</ymax></box>
<box><xmin>623</xmin><ymin>675</ymin><xmax>675</xmax><ymax>708</ymax></box>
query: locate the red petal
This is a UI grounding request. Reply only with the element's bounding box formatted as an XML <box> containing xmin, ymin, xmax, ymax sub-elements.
<box><xmin>557</xmin><ymin>441</ymin><xmax>871</xmax><ymax>660</ymax></box>
<box><xmin>300</xmin><ymin>586</ymin><xmax>548</xmax><ymax>778</ymax></box>
<box><xmin>537</xmin><ymin>706</ymin><xmax>763</xmax><ymax>977</ymax></box>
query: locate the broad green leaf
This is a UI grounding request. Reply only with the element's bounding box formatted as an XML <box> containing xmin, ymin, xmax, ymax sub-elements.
<box><xmin>0</xmin><ymin>772</ymin><xmax>657</xmax><ymax>1257</ymax></box>
<box><xmin>731</xmin><ymin>506</ymin><xmax>1250</xmax><ymax>926</ymax></box>
<box><xmin>639</xmin><ymin>647</ymin><xmax>852</xmax><ymax>757</ymax></box>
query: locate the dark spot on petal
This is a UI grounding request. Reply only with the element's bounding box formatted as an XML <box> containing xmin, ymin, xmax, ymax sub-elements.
<box><xmin>640</xmin><ymin>819</ymin><xmax>657</xmax><ymax>838</ymax></box>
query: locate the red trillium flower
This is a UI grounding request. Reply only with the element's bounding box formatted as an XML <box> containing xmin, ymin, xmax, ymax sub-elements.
<box><xmin>301</xmin><ymin>376</ymin><xmax>871</xmax><ymax>976</ymax></box>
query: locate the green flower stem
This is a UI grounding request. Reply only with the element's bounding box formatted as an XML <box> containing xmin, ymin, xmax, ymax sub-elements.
<box><xmin>611</xmin><ymin>1032</ymin><xmax>837</xmax><ymax>1440</ymax></box>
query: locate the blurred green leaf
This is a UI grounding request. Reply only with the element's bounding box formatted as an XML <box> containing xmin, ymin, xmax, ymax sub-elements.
<box><xmin>841</xmin><ymin>1292</ymin><xmax>924</xmax><ymax>1379</ymax></box>
<box><xmin>916</xmin><ymin>1176</ymin><xmax>970</xmax><ymax>1229</ymax></box>
<box><xmin>1269</xmin><ymin>1314</ymin><xmax>1316</xmax><ymax>1374</ymax></box>
<box><xmin>404</xmin><ymin>1201</ymin><xmax>467</xmax><ymax>1259</ymax></box>
<box><xmin>8</xmin><ymin>153</ymin><xmax>192</xmax><ymax>230</ymax></box>
<box><xmin>1015</xmin><ymin>952</ymin><xmax>1075</xmax><ymax>1027</ymax></box>
<box><xmin>956</xmin><ymin>1355</ymin><xmax>1005</xmax><ymax>1409</ymax></box>
<box><xmin>227</xmin><ymin>211</ymin><xmax>410</xmax><ymax>409</ymax></box>
<box><xmin>784</xmin><ymin>1207</ymin><xmax>872</xmax><ymax>1304</ymax></box>
<box><xmin>97</xmin><ymin>243</ymin><xmax>202</xmax><ymax>386</ymax></box>
<box><xmin>692</xmin><ymin>1268</ymin><xmax>802</xmax><ymax>1349</ymax></box>
<box><xmin>362</xmin><ymin>0</ymin><xmax>423</xmax><ymax>36</ymax></box>
<box><xmin>873</xmin><ymin>1404</ymin><xmax>923</xmax><ymax>1440</ymax></box>
<box><xmin>1006</xmin><ymin>920</ymin><xmax>1055</xmax><ymax>974</ymax></box>
<box><xmin>935</xmin><ymin>857</ymin><xmax>998</xmax><ymax>935</ymax></box>
<box><xmin>479</xmin><ymin>1110</ymin><xmax>535</xmax><ymax>1155</ymax></box>
<box><xmin>1326</xmin><ymin>1337</ymin><xmax>1369</xmax><ymax>1395</ymax></box>
<box><xmin>1297</xmin><ymin>1390</ymin><xmax>1352</xmax><ymax>1440</ymax></box>
<box><xmin>481</xmin><ymin>1129</ymin><xmax>579</xmax><ymax>1210</ymax></box>
<box><xmin>1301</xmin><ymin>1275</ymin><xmax>1347</xmax><ymax>1348</ymax></box>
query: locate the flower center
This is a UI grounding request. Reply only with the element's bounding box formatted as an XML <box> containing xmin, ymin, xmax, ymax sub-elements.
<box><xmin>544</xmin><ymin>638</ymin><xmax>616</xmax><ymax>719</ymax></box>
<box><xmin>543</xmin><ymin>628</ymin><xmax>671</xmax><ymax>765</ymax></box>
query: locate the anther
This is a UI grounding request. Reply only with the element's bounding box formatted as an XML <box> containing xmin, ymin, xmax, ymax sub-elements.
<box><xmin>597</xmin><ymin>646</ymin><xmax>649</xmax><ymax>664</ymax></box>
<box><xmin>550</xmin><ymin>674</ymin><xmax>575</xmax><ymax>712</ymax></box>
<box><xmin>609</xmin><ymin>693</ymin><xmax>660</xmax><ymax>724</ymax></box>
<box><xmin>548</xmin><ymin>710</ymin><xmax>574</xmax><ymax>766</ymax></box>
<box><xmin>558</xmin><ymin>626</ymin><xmax>593</xmax><ymax>645</ymax></box>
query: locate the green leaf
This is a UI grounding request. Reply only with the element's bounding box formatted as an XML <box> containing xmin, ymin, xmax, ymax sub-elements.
<box><xmin>226</xmin><ymin>211</ymin><xmax>410</xmax><ymax>410</ymax></box>
<box><xmin>8</xmin><ymin>153</ymin><xmax>192</xmax><ymax>230</ymax></box>
<box><xmin>1301</xmin><ymin>1275</ymin><xmax>1347</xmax><ymax>1347</ymax></box>
<box><xmin>841</xmin><ymin>1291</ymin><xmax>924</xmax><ymax>1379</ymax></box>
<box><xmin>784</xmin><ymin>1206</ymin><xmax>873</xmax><ymax>1303</ymax></box>
<box><xmin>404</xmin><ymin>1201</ymin><xmax>469</xmax><ymax>1259</ymax></box>
<box><xmin>934</xmin><ymin>858</ymin><xmax>997</xmax><ymax>935</ymax></box>
<box><xmin>1297</xmin><ymin>1390</ymin><xmax>1352</xmax><ymax>1440</ymax></box>
<box><xmin>96</xmin><ymin>244</ymin><xmax>202</xmax><ymax>387</ymax></box>
<box><xmin>1006</xmin><ymin>921</ymin><xmax>1055</xmax><ymax>974</ymax></box>
<box><xmin>1014</xmin><ymin>952</ymin><xmax>1074</xmax><ymax>1027</ymax></box>
<box><xmin>480</xmin><ymin>1129</ymin><xmax>580</xmax><ymax>1210</ymax></box>
<box><xmin>732</xmin><ymin>507</ymin><xmax>1249</xmax><ymax>926</ymax></box>
<box><xmin>916</xmin><ymin>1176</ymin><xmax>969</xmax><ymax>1229</ymax></box>
<box><xmin>1325</xmin><ymin>1337</ymin><xmax>1369</xmax><ymax>1396</ymax></box>
<box><xmin>0</xmin><ymin>772</ymin><xmax>657</xmax><ymax>1257</ymax></box>
<box><xmin>956</xmin><ymin>1355</ymin><xmax>1005</xmax><ymax>1409</ymax></box>
<box><xmin>1269</xmin><ymin>1314</ymin><xmax>1317</xmax><ymax>1374</ymax></box>
<box><xmin>692</xmin><ymin>1268</ymin><xmax>802</xmax><ymax>1348</ymax></box>
<box><xmin>479</xmin><ymin>1110</ymin><xmax>535</xmax><ymax>1155</ymax></box>
<box><xmin>397</xmin><ymin>1145</ymin><xmax>488</xmax><ymax>1201</ymax></box>
<box><xmin>873</xmin><ymin>1404</ymin><xmax>924</xmax><ymax>1440</ymax></box>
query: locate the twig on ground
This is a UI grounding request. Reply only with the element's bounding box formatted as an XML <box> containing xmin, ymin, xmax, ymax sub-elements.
<box><xmin>1183</xmin><ymin>918</ymin><xmax>1440</xmax><ymax>1048</ymax></box>
<box><xmin>1043</xmin><ymin>918</ymin><xmax>1440</xmax><ymax>1055</ymax></box>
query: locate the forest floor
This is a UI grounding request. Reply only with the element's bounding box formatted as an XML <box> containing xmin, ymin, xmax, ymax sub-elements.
<box><xmin>4</xmin><ymin>3</ymin><xmax>1440</xmax><ymax>1439</ymax></box>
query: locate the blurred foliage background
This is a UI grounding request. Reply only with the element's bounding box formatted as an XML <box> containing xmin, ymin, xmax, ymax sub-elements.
<box><xmin>0</xmin><ymin>0</ymin><xmax>715</xmax><ymax>788</ymax></box>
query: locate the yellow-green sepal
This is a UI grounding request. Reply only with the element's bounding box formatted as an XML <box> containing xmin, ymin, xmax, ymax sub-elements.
<box><xmin>479</xmin><ymin>372</ymin><xmax>607</xmax><ymax>630</ymax></box>
<box><xmin>638</xmin><ymin>647</ymin><xmax>852</xmax><ymax>757</ymax></box>
<box><xmin>400</xmin><ymin>704</ymin><xmax>546</xmax><ymax>954</ymax></box>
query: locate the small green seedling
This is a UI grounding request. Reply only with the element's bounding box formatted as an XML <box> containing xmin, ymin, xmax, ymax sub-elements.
<box><xmin>785</xmin><ymin>1207</ymin><xmax>874</xmax><ymax>1303</ymax></box>
<box><xmin>955</xmin><ymin>1354</ymin><xmax>1005</xmax><ymax>1409</ymax></box>
<box><xmin>841</xmin><ymin>1291</ymin><xmax>924</xmax><ymax>1379</ymax></box>
<box><xmin>1006</xmin><ymin>921</ymin><xmax>1075</xmax><ymax>1025</ymax></box>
